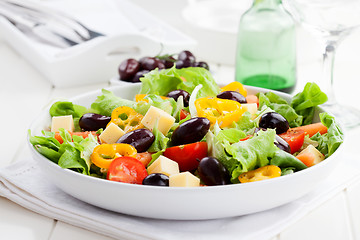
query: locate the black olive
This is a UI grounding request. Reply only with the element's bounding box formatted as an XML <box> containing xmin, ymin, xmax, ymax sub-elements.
<box><xmin>118</xmin><ymin>58</ymin><xmax>140</xmax><ymax>81</ymax></box>
<box><xmin>79</xmin><ymin>113</ymin><xmax>111</xmax><ymax>131</ymax></box>
<box><xmin>166</xmin><ymin>89</ymin><xmax>190</xmax><ymax>107</ymax></box>
<box><xmin>142</xmin><ymin>173</ymin><xmax>169</xmax><ymax>186</ymax></box>
<box><xmin>171</xmin><ymin>117</ymin><xmax>210</xmax><ymax>146</ymax></box>
<box><xmin>216</xmin><ymin>91</ymin><xmax>247</xmax><ymax>104</ymax></box>
<box><xmin>117</xmin><ymin>128</ymin><xmax>155</xmax><ymax>152</ymax></box>
<box><xmin>259</xmin><ymin>112</ymin><xmax>289</xmax><ymax>134</ymax></box>
<box><xmin>197</xmin><ymin>157</ymin><xmax>230</xmax><ymax>186</ymax></box>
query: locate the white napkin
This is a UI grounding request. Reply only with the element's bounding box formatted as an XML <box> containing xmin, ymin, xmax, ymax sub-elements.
<box><xmin>0</xmin><ymin>156</ymin><xmax>359</xmax><ymax>240</ymax></box>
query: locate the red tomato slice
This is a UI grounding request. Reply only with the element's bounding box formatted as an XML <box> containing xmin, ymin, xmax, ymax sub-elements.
<box><xmin>179</xmin><ymin>109</ymin><xmax>190</xmax><ymax>120</ymax></box>
<box><xmin>163</xmin><ymin>142</ymin><xmax>208</xmax><ymax>171</ymax></box>
<box><xmin>245</xmin><ymin>94</ymin><xmax>259</xmax><ymax>107</ymax></box>
<box><xmin>278</xmin><ymin>129</ymin><xmax>305</xmax><ymax>154</ymax></box>
<box><xmin>107</xmin><ymin>157</ymin><xmax>148</xmax><ymax>184</ymax></box>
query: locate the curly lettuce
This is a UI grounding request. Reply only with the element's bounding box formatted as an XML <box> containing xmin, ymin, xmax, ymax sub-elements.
<box><xmin>209</xmin><ymin>128</ymin><xmax>279</xmax><ymax>182</ymax></box>
<box><xmin>258</xmin><ymin>82</ymin><xmax>327</xmax><ymax>127</ymax></box>
<box><xmin>90</xmin><ymin>89</ymin><xmax>139</xmax><ymax>116</ymax></box>
<box><xmin>311</xmin><ymin>112</ymin><xmax>343</xmax><ymax>157</ymax></box>
<box><xmin>291</xmin><ymin>82</ymin><xmax>328</xmax><ymax>125</ymax></box>
<box><xmin>29</xmin><ymin>129</ymin><xmax>98</xmax><ymax>175</ymax></box>
<box><xmin>140</xmin><ymin>66</ymin><xmax>220</xmax><ymax>98</ymax></box>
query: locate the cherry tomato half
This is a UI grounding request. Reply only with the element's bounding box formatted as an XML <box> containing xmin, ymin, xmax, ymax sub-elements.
<box><xmin>107</xmin><ymin>156</ymin><xmax>148</xmax><ymax>184</ymax></box>
<box><xmin>278</xmin><ymin>129</ymin><xmax>305</xmax><ymax>154</ymax></box>
<box><xmin>179</xmin><ymin>109</ymin><xmax>190</xmax><ymax>120</ymax></box>
<box><xmin>163</xmin><ymin>142</ymin><xmax>208</xmax><ymax>171</ymax></box>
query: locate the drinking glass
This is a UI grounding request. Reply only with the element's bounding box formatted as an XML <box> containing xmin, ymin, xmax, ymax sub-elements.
<box><xmin>283</xmin><ymin>0</ymin><xmax>360</xmax><ymax>128</ymax></box>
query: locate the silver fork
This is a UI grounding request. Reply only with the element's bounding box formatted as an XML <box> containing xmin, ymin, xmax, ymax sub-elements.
<box><xmin>0</xmin><ymin>0</ymin><xmax>104</xmax><ymax>47</ymax></box>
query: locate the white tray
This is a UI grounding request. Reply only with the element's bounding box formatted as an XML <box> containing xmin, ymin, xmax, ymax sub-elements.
<box><xmin>0</xmin><ymin>0</ymin><xmax>196</xmax><ymax>88</ymax></box>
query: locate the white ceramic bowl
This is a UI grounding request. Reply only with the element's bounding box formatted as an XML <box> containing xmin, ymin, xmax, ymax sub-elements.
<box><xmin>28</xmin><ymin>84</ymin><xmax>345</xmax><ymax>220</ymax></box>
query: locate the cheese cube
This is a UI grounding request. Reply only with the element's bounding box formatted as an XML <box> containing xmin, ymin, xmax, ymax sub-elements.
<box><xmin>147</xmin><ymin>155</ymin><xmax>179</xmax><ymax>176</ymax></box>
<box><xmin>99</xmin><ymin>122</ymin><xmax>125</xmax><ymax>144</ymax></box>
<box><xmin>141</xmin><ymin>106</ymin><xmax>175</xmax><ymax>135</ymax></box>
<box><xmin>296</xmin><ymin>145</ymin><xmax>325</xmax><ymax>166</ymax></box>
<box><xmin>169</xmin><ymin>172</ymin><xmax>200</xmax><ymax>187</ymax></box>
<box><xmin>51</xmin><ymin>115</ymin><xmax>74</xmax><ymax>132</ymax></box>
<box><xmin>242</xmin><ymin>103</ymin><xmax>258</xmax><ymax>119</ymax></box>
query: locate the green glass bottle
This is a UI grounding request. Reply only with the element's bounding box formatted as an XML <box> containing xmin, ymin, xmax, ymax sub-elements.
<box><xmin>235</xmin><ymin>0</ymin><xmax>296</xmax><ymax>93</ymax></box>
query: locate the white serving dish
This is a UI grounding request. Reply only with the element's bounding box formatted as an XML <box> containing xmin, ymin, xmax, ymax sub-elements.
<box><xmin>0</xmin><ymin>0</ymin><xmax>196</xmax><ymax>88</ymax></box>
<box><xmin>28</xmin><ymin>84</ymin><xmax>345</xmax><ymax>220</ymax></box>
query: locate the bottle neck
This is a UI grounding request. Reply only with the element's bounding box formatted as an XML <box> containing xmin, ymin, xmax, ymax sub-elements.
<box><xmin>253</xmin><ymin>0</ymin><xmax>282</xmax><ymax>8</ymax></box>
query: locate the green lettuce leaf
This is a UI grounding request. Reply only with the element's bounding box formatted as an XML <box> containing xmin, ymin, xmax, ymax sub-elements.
<box><xmin>216</xmin><ymin>128</ymin><xmax>247</xmax><ymax>143</ymax></box>
<box><xmin>91</xmin><ymin>89</ymin><xmax>139</xmax><ymax>116</ymax></box>
<box><xmin>147</xmin><ymin>125</ymin><xmax>169</xmax><ymax>153</ymax></box>
<box><xmin>211</xmin><ymin>129</ymin><xmax>279</xmax><ymax>182</ymax></box>
<box><xmin>258</xmin><ymin>92</ymin><xmax>303</xmax><ymax>127</ymax></box>
<box><xmin>270</xmin><ymin>150</ymin><xmax>307</xmax><ymax>171</ymax></box>
<box><xmin>231</xmin><ymin>111</ymin><xmax>256</xmax><ymax>134</ymax></box>
<box><xmin>79</xmin><ymin>133</ymin><xmax>99</xmax><ymax>170</ymax></box>
<box><xmin>310</xmin><ymin>132</ymin><xmax>328</xmax><ymax>156</ymax></box>
<box><xmin>176</xmin><ymin>67</ymin><xmax>220</xmax><ymax>98</ymax></box>
<box><xmin>140</xmin><ymin>67</ymin><xmax>183</xmax><ymax>96</ymax></box>
<box><xmin>30</xmin><ymin>129</ymin><xmax>98</xmax><ymax>175</ymax></box>
<box><xmin>90</xmin><ymin>89</ymin><xmax>183</xmax><ymax>118</ymax></box>
<box><xmin>291</xmin><ymin>82</ymin><xmax>328</xmax><ymax>125</ymax></box>
<box><xmin>140</xmin><ymin>66</ymin><xmax>220</xmax><ymax>98</ymax></box>
<box><xmin>35</xmin><ymin>146</ymin><xmax>61</xmax><ymax>163</ymax></box>
<box><xmin>57</xmin><ymin>129</ymin><xmax>89</xmax><ymax>175</ymax></box>
<box><xmin>281</xmin><ymin>167</ymin><xmax>296</xmax><ymax>176</ymax></box>
<box><xmin>257</xmin><ymin>83</ymin><xmax>327</xmax><ymax>127</ymax></box>
<box><xmin>49</xmin><ymin>101</ymin><xmax>88</xmax><ymax>131</ymax></box>
<box><xmin>311</xmin><ymin>112</ymin><xmax>343</xmax><ymax>157</ymax></box>
<box><xmin>49</xmin><ymin>101</ymin><xmax>87</xmax><ymax>118</ymax></box>
<box><xmin>29</xmin><ymin>130</ymin><xmax>60</xmax><ymax>151</ymax></box>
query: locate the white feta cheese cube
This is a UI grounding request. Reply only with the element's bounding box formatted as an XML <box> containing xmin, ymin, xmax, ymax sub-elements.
<box><xmin>147</xmin><ymin>155</ymin><xmax>179</xmax><ymax>177</ymax></box>
<box><xmin>169</xmin><ymin>172</ymin><xmax>200</xmax><ymax>187</ymax></box>
<box><xmin>141</xmin><ymin>106</ymin><xmax>175</xmax><ymax>135</ymax></box>
<box><xmin>51</xmin><ymin>115</ymin><xmax>74</xmax><ymax>132</ymax></box>
<box><xmin>99</xmin><ymin>122</ymin><xmax>125</xmax><ymax>144</ymax></box>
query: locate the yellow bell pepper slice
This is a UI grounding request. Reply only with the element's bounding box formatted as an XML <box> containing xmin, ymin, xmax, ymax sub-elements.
<box><xmin>108</xmin><ymin>106</ymin><xmax>144</xmax><ymax>133</ymax></box>
<box><xmin>195</xmin><ymin>97</ymin><xmax>245</xmax><ymax>128</ymax></box>
<box><xmin>91</xmin><ymin>143</ymin><xmax>137</xmax><ymax>169</ymax></box>
<box><xmin>238</xmin><ymin>165</ymin><xmax>281</xmax><ymax>183</ymax></box>
<box><xmin>221</xmin><ymin>82</ymin><xmax>247</xmax><ymax>97</ymax></box>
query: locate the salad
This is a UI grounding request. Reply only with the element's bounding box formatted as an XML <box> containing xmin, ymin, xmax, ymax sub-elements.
<box><xmin>29</xmin><ymin>66</ymin><xmax>344</xmax><ymax>187</ymax></box>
